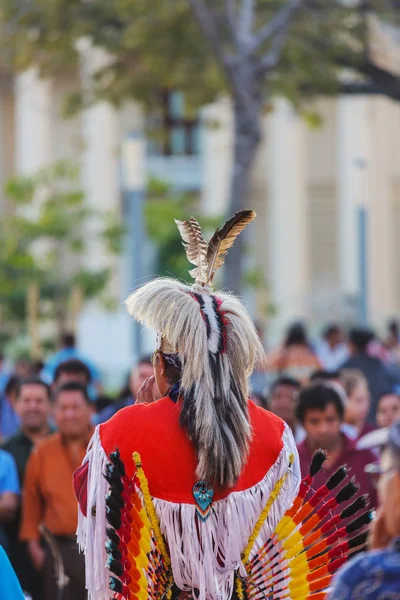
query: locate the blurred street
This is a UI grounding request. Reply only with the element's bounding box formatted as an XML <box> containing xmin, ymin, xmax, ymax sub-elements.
<box><xmin>0</xmin><ymin>1</ymin><xmax>400</xmax><ymax>599</ymax></box>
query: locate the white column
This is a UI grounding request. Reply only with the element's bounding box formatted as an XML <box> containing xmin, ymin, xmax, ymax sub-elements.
<box><xmin>201</xmin><ymin>97</ymin><xmax>233</xmax><ymax>216</ymax></box>
<box><xmin>267</xmin><ymin>99</ymin><xmax>308</xmax><ymax>341</ymax></box>
<box><xmin>337</xmin><ymin>95</ymin><xmax>370</xmax><ymax>318</ymax></box>
<box><xmin>337</xmin><ymin>95</ymin><xmax>396</xmax><ymax>326</ymax></box>
<box><xmin>77</xmin><ymin>40</ymin><xmax>132</xmax><ymax>383</ymax></box>
<box><xmin>78</xmin><ymin>40</ymin><xmax>121</xmax><ymax>274</ymax></box>
<box><xmin>15</xmin><ymin>68</ymin><xmax>53</xmax><ymax>175</ymax></box>
<box><xmin>367</xmin><ymin>96</ymin><xmax>396</xmax><ymax>325</ymax></box>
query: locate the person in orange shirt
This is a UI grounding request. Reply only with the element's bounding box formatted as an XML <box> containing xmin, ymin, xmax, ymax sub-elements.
<box><xmin>20</xmin><ymin>381</ymin><xmax>93</xmax><ymax>600</ymax></box>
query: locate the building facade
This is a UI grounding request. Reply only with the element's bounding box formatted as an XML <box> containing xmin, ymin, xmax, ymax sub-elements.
<box><xmin>203</xmin><ymin>96</ymin><xmax>400</xmax><ymax>343</ymax></box>
<box><xmin>2</xmin><ymin>56</ymin><xmax>400</xmax><ymax>376</ymax></box>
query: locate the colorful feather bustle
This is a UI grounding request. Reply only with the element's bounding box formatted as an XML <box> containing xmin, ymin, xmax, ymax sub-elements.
<box><xmin>103</xmin><ymin>448</ymin><xmax>371</xmax><ymax>600</ymax></box>
<box><xmin>236</xmin><ymin>451</ymin><xmax>372</xmax><ymax>600</ymax></box>
<box><xmin>104</xmin><ymin>450</ymin><xmax>172</xmax><ymax>600</ymax></box>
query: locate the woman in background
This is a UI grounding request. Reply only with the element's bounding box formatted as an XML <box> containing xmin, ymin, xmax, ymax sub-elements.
<box><xmin>376</xmin><ymin>391</ymin><xmax>400</xmax><ymax>429</ymax></box>
<box><xmin>341</xmin><ymin>369</ymin><xmax>375</xmax><ymax>439</ymax></box>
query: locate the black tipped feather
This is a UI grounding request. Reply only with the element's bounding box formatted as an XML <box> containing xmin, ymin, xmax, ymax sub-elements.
<box><xmin>348</xmin><ymin>530</ymin><xmax>368</xmax><ymax>549</ymax></box>
<box><xmin>106</xmin><ymin>527</ymin><xmax>120</xmax><ymax>545</ymax></box>
<box><xmin>340</xmin><ymin>495</ymin><xmax>369</xmax><ymax>520</ymax></box>
<box><xmin>104</xmin><ymin>464</ymin><xmax>124</xmax><ymax>492</ymax></box>
<box><xmin>106</xmin><ymin>506</ymin><xmax>121</xmax><ymax>530</ymax></box>
<box><xmin>309</xmin><ymin>450</ymin><xmax>327</xmax><ymax>477</ymax></box>
<box><xmin>109</xmin><ymin>449</ymin><xmax>126</xmax><ymax>476</ymax></box>
<box><xmin>105</xmin><ymin>495</ymin><xmax>121</xmax><ymax>514</ymax></box>
<box><xmin>109</xmin><ymin>547</ymin><xmax>122</xmax><ymax>562</ymax></box>
<box><xmin>105</xmin><ymin>540</ymin><xmax>122</xmax><ymax>562</ymax></box>
<box><xmin>335</xmin><ymin>479</ymin><xmax>359</xmax><ymax>504</ymax></box>
<box><xmin>346</xmin><ymin>510</ymin><xmax>373</xmax><ymax>535</ymax></box>
<box><xmin>107</xmin><ymin>557</ymin><xmax>123</xmax><ymax>577</ymax></box>
<box><xmin>106</xmin><ymin>488</ymin><xmax>124</xmax><ymax>509</ymax></box>
<box><xmin>326</xmin><ymin>466</ymin><xmax>348</xmax><ymax>490</ymax></box>
<box><xmin>109</xmin><ymin>576</ymin><xmax>123</xmax><ymax>593</ymax></box>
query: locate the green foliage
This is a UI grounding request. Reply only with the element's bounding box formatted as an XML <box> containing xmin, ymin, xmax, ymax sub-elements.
<box><xmin>0</xmin><ymin>0</ymin><xmax>223</xmax><ymax>115</ymax></box>
<box><xmin>243</xmin><ymin>267</ymin><xmax>267</xmax><ymax>290</ymax></box>
<box><xmin>0</xmin><ymin>1</ymin><xmax>398</xmax><ymax>117</ymax></box>
<box><xmin>145</xmin><ymin>178</ymin><xmax>219</xmax><ymax>282</ymax></box>
<box><xmin>0</xmin><ymin>161</ymin><xmax>124</xmax><ymax>340</ymax></box>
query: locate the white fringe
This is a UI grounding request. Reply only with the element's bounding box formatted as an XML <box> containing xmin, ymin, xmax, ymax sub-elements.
<box><xmin>76</xmin><ymin>426</ymin><xmax>110</xmax><ymax>600</ymax></box>
<box><xmin>153</xmin><ymin>423</ymin><xmax>300</xmax><ymax>600</ymax></box>
<box><xmin>76</xmin><ymin>423</ymin><xmax>300</xmax><ymax>600</ymax></box>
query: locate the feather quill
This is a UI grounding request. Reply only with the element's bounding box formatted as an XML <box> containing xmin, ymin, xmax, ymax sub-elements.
<box><xmin>175</xmin><ymin>217</ymin><xmax>208</xmax><ymax>285</ymax></box>
<box><xmin>206</xmin><ymin>210</ymin><xmax>256</xmax><ymax>285</ymax></box>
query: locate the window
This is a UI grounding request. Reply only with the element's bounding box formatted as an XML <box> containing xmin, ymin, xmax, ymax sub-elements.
<box><xmin>148</xmin><ymin>90</ymin><xmax>200</xmax><ymax>157</ymax></box>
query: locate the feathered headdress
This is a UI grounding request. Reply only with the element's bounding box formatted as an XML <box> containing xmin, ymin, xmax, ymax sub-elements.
<box><xmin>174</xmin><ymin>209</ymin><xmax>256</xmax><ymax>288</ymax></box>
<box><xmin>125</xmin><ymin>210</ymin><xmax>262</xmax><ymax>488</ymax></box>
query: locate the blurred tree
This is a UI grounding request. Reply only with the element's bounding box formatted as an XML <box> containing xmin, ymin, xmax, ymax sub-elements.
<box><xmin>1</xmin><ymin>0</ymin><xmax>399</xmax><ymax>292</ymax></box>
<box><xmin>0</xmin><ymin>161</ymin><xmax>124</xmax><ymax>346</ymax></box>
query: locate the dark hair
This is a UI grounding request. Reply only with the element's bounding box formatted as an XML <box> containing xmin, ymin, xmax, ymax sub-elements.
<box><xmin>250</xmin><ymin>392</ymin><xmax>268</xmax><ymax>409</ymax></box>
<box><xmin>310</xmin><ymin>369</ymin><xmax>341</xmax><ymax>382</ymax></box>
<box><xmin>284</xmin><ymin>323</ymin><xmax>309</xmax><ymax>347</ymax></box>
<box><xmin>377</xmin><ymin>389</ymin><xmax>399</xmax><ymax>405</ymax></box>
<box><xmin>323</xmin><ymin>324</ymin><xmax>341</xmax><ymax>339</ymax></box>
<box><xmin>5</xmin><ymin>375</ymin><xmax>20</xmax><ymax>397</ymax></box>
<box><xmin>16</xmin><ymin>377</ymin><xmax>51</xmax><ymax>400</ymax></box>
<box><xmin>388</xmin><ymin>320</ymin><xmax>399</xmax><ymax>336</ymax></box>
<box><xmin>138</xmin><ymin>355</ymin><xmax>152</xmax><ymax>366</ymax></box>
<box><xmin>155</xmin><ymin>351</ymin><xmax>181</xmax><ymax>385</ymax></box>
<box><xmin>31</xmin><ymin>360</ymin><xmax>44</xmax><ymax>375</ymax></box>
<box><xmin>61</xmin><ymin>332</ymin><xmax>76</xmax><ymax>348</ymax></box>
<box><xmin>349</xmin><ymin>328</ymin><xmax>374</xmax><ymax>353</ymax></box>
<box><xmin>53</xmin><ymin>381</ymin><xmax>90</xmax><ymax>404</ymax></box>
<box><xmin>296</xmin><ymin>383</ymin><xmax>345</xmax><ymax>424</ymax></box>
<box><xmin>270</xmin><ymin>377</ymin><xmax>301</xmax><ymax>395</ymax></box>
<box><xmin>54</xmin><ymin>359</ymin><xmax>91</xmax><ymax>384</ymax></box>
<box><xmin>94</xmin><ymin>395</ymin><xmax>114</xmax><ymax>413</ymax></box>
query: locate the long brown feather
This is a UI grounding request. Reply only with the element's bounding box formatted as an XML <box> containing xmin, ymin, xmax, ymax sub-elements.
<box><xmin>175</xmin><ymin>217</ymin><xmax>208</xmax><ymax>284</ymax></box>
<box><xmin>206</xmin><ymin>210</ymin><xmax>256</xmax><ymax>285</ymax></box>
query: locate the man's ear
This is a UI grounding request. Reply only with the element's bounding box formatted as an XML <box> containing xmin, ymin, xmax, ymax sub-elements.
<box><xmin>159</xmin><ymin>353</ymin><xmax>167</xmax><ymax>377</ymax></box>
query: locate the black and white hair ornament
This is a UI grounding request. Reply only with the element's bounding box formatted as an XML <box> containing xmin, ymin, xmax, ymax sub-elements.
<box><xmin>125</xmin><ymin>210</ymin><xmax>263</xmax><ymax>489</ymax></box>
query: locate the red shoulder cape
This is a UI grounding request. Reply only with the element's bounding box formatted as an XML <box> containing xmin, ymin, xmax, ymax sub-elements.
<box><xmin>99</xmin><ymin>398</ymin><xmax>285</xmax><ymax>504</ymax></box>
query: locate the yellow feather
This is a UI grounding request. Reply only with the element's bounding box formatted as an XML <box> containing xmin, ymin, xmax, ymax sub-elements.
<box><xmin>276</xmin><ymin>515</ymin><xmax>296</xmax><ymax>539</ymax></box>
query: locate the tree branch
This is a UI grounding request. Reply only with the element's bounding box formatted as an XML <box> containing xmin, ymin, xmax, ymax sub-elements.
<box><xmin>251</xmin><ymin>0</ymin><xmax>302</xmax><ymax>52</ymax></box>
<box><xmin>224</xmin><ymin>0</ymin><xmax>237</xmax><ymax>32</ymax></box>
<box><xmin>257</xmin><ymin>11</ymin><xmax>297</xmax><ymax>73</ymax></box>
<box><xmin>224</xmin><ymin>0</ymin><xmax>241</xmax><ymax>49</ymax></box>
<box><xmin>239</xmin><ymin>0</ymin><xmax>254</xmax><ymax>43</ymax></box>
<box><xmin>188</xmin><ymin>0</ymin><xmax>233</xmax><ymax>76</ymax></box>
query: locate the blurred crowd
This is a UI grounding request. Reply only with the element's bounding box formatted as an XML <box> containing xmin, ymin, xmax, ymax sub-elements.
<box><xmin>0</xmin><ymin>322</ymin><xmax>400</xmax><ymax>598</ymax></box>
